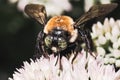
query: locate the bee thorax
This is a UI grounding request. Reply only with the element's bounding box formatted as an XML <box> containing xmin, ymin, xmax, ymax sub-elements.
<box><xmin>43</xmin><ymin>16</ymin><xmax>74</xmax><ymax>34</ymax></box>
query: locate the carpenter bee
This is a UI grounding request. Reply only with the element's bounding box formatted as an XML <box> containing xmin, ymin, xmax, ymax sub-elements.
<box><xmin>24</xmin><ymin>3</ymin><xmax>117</xmax><ymax>59</ymax></box>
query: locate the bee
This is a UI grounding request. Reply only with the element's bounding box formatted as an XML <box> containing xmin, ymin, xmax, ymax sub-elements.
<box><xmin>24</xmin><ymin>3</ymin><xmax>117</xmax><ymax>59</ymax></box>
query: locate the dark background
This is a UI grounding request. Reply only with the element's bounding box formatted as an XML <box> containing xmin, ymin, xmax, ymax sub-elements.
<box><xmin>0</xmin><ymin>0</ymin><xmax>120</xmax><ymax>80</ymax></box>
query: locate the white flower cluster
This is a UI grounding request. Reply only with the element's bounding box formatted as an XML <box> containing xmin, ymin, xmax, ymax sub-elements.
<box><xmin>91</xmin><ymin>18</ymin><xmax>120</xmax><ymax>67</ymax></box>
<box><xmin>9</xmin><ymin>50</ymin><xmax>120</xmax><ymax>80</ymax></box>
<box><xmin>9</xmin><ymin>0</ymin><xmax>72</xmax><ymax>16</ymax></box>
<box><xmin>84</xmin><ymin>0</ymin><xmax>111</xmax><ymax>11</ymax></box>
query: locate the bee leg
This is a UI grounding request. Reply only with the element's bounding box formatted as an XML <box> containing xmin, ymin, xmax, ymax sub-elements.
<box><xmin>71</xmin><ymin>52</ymin><xmax>78</xmax><ymax>64</ymax></box>
<box><xmin>34</xmin><ymin>31</ymin><xmax>49</xmax><ymax>59</ymax></box>
<box><xmin>71</xmin><ymin>42</ymin><xmax>81</xmax><ymax>63</ymax></box>
<box><xmin>79</xmin><ymin>30</ymin><xmax>96</xmax><ymax>58</ymax></box>
<box><xmin>34</xmin><ymin>41</ymin><xmax>42</xmax><ymax>58</ymax></box>
<box><xmin>55</xmin><ymin>53</ymin><xmax>63</xmax><ymax>70</ymax></box>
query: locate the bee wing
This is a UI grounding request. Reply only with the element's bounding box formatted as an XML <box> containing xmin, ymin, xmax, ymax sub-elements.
<box><xmin>24</xmin><ymin>4</ymin><xmax>47</xmax><ymax>25</ymax></box>
<box><xmin>74</xmin><ymin>3</ymin><xmax>118</xmax><ymax>27</ymax></box>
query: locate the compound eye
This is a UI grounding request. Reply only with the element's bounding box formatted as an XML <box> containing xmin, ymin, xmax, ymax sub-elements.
<box><xmin>44</xmin><ymin>36</ymin><xmax>52</xmax><ymax>47</ymax></box>
<box><xmin>58</xmin><ymin>38</ymin><xmax>67</xmax><ymax>50</ymax></box>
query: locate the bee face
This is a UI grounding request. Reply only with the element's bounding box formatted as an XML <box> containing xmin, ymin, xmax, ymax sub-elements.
<box><xmin>44</xmin><ymin>35</ymin><xmax>67</xmax><ymax>53</ymax></box>
<box><xmin>44</xmin><ymin>28</ymin><xmax>69</xmax><ymax>53</ymax></box>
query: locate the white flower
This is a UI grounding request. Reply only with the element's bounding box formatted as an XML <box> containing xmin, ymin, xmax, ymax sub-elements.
<box><xmin>8</xmin><ymin>0</ymin><xmax>18</xmax><ymax>3</ymax></box>
<box><xmin>88</xmin><ymin>63</ymin><xmax>116</xmax><ymax>80</ymax></box>
<box><xmin>84</xmin><ymin>0</ymin><xmax>111</xmax><ymax>11</ymax></box>
<box><xmin>115</xmin><ymin>60</ymin><xmax>120</xmax><ymax>68</ymax></box>
<box><xmin>104</xmin><ymin>57</ymin><xmax>110</xmax><ymax>64</ymax></box>
<box><xmin>91</xmin><ymin>22</ymin><xmax>105</xmax><ymax>39</ymax></box>
<box><xmin>84</xmin><ymin>0</ymin><xmax>94</xmax><ymax>11</ymax></box>
<box><xmin>8</xmin><ymin>50</ymin><xmax>120</xmax><ymax>80</ymax></box>
<box><xmin>17</xmin><ymin>0</ymin><xmax>72</xmax><ymax>16</ymax></box>
<box><xmin>97</xmin><ymin>35</ymin><xmax>107</xmax><ymax>45</ymax></box>
<box><xmin>91</xmin><ymin>18</ymin><xmax>120</xmax><ymax>68</ymax></box>
<box><xmin>100</xmin><ymin>0</ymin><xmax>111</xmax><ymax>4</ymax></box>
<box><xmin>96</xmin><ymin>47</ymin><xmax>106</xmax><ymax>57</ymax></box>
<box><xmin>109</xmin><ymin>58</ymin><xmax>116</xmax><ymax>64</ymax></box>
<box><xmin>113</xmin><ymin>49</ymin><xmax>120</xmax><ymax>59</ymax></box>
<box><xmin>17</xmin><ymin>0</ymin><xmax>29</xmax><ymax>11</ymax></box>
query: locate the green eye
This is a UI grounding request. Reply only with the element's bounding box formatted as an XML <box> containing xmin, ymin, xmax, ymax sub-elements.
<box><xmin>58</xmin><ymin>38</ymin><xmax>67</xmax><ymax>50</ymax></box>
<box><xmin>44</xmin><ymin>36</ymin><xmax>52</xmax><ymax>47</ymax></box>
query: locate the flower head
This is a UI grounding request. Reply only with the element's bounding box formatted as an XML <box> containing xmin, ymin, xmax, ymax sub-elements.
<box><xmin>91</xmin><ymin>18</ymin><xmax>120</xmax><ymax>68</ymax></box>
<box><xmin>9</xmin><ymin>0</ymin><xmax>72</xmax><ymax>16</ymax></box>
<box><xmin>84</xmin><ymin>0</ymin><xmax>111</xmax><ymax>11</ymax></box>
<box><xmin>9</xmin><ymin>50</ymin><xmax>120</xmax><ymax>80</ymax></box>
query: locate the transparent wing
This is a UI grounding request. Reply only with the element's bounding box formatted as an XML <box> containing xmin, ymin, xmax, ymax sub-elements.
<box><xmin>74</xmin><ymin>3</ymin><xmax>118</xmax><ymax>27</ymax></box>
<box><xmin>24</xmin><ymin>4</ymin><xmax>47</xmax><ymax>25</ymax></box>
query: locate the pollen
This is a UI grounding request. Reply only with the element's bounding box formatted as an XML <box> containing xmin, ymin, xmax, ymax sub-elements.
<box><xmin>44</xmin><ymin>16</ymin><xmax>74</xmax><ymax>35</ymax></box>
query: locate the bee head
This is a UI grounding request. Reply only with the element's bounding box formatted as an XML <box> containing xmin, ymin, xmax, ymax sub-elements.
<box><xmin>44</xmin><ymin>27</ymin><xmax>71</xmax><ymax>53</ymax></box>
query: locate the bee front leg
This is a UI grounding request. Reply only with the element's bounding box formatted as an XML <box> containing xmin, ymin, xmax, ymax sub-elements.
<box><xmin>34</xmin><ymin>31</ymin><xmax>49</xmax><ymax>59</ymax></box>
<box><xmin>70</xmin><ymin>42</ymin><xmax>81</xmax><ymax>63</ymax></box>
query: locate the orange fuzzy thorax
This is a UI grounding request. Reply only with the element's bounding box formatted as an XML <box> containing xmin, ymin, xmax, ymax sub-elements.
<box><xmin>44</xmin><ymin>16</ymin><xmax>74</xmax><ymax>35</ymax></box>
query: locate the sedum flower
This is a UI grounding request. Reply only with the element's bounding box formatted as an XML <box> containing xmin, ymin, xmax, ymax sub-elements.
<box><xmin>91</xmin><ymin>18</ymin><xmax>120</xmax><ymax>68</ymax></box>
<box><xmin>9</xmin><ymin>50</ymin><xmax>120</xmax><ymax>80</ymax></box>
<box><xmin>84</xmin><ymin>0</ymin><xmax>94</xmax><ymax>11</ymax></box>
<box><xmin>8</xmin><ymin>0</ymin><xmax>18</xmax><ymax>4</ymax></box>
<box><xmin>100</xmin><ymin>0</ymin><xmax>111</xmax><ymax>4</ymax></box>
<box><xmin>84</xmin><ymin>0</ymin><xmax>111</xmax><ymax>12</ymax></box>
<box><xmin>9</xmin><ymin>0</ymin><xmax>72</xmax><ymax>16</ymax></box>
